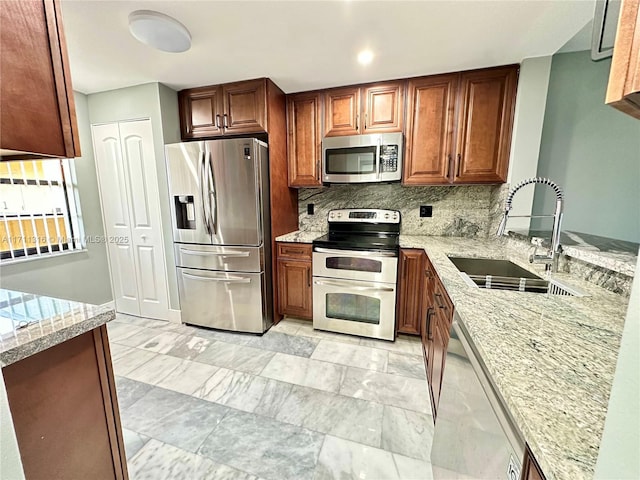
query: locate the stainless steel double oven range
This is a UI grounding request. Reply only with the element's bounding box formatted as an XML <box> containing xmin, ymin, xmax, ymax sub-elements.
<box><xmin>312</xmin><ymin>209</ymin><xmax>401</xmax><ymax>341</ymax></box>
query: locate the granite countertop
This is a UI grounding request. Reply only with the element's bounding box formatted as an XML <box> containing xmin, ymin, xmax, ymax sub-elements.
<box><xmin>400</xmin><ymin>235</ymin><xmax>629</xmax><ymax>480</ymax></box>
<box><xmin>0</xmin><ymin>289</ymin><xmax>115</xmax><ymax>367</ymax></box>
<box><xmin>276</xmin><ymin>230</ymin><xmax>323</xmax><ymax>243</ymax></box>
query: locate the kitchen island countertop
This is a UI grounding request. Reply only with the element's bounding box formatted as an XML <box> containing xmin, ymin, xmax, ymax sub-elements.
<box><xmin>0</xmin><ymin>289</ymin><xmax>115</xmax><ymax>367</ymax></box>
<box><xmin>400</xmin><ymin>235</ymin><xmax>629</xmax><ymax>480</ymax></box>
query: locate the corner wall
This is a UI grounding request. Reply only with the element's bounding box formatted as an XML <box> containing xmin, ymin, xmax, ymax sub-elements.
<box><xmin>0</xmin><ymin>93</ymin><xmax>113</xmax><ymax>305</ymax></box>
<box><xmin>532</xmin><ymin>51</ymin><xmax>640</xmax><ymax>242</ymax></box>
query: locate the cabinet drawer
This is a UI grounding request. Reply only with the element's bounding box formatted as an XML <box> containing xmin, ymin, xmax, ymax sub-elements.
<box><xmin>277</xmin><ymin>242</ymin><xmax>312</xmax><ymax>260</ymax></box>
<box><xmin>433</xmin><ymin>279</ymin><xmax>453</xmax><ymax>324</ymax></box>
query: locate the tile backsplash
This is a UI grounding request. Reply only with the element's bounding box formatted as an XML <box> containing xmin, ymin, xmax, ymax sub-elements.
<box><xmin>298</xmin><ymin>184</ymin><xmax>506</xmax><ymax>237</ymax></box>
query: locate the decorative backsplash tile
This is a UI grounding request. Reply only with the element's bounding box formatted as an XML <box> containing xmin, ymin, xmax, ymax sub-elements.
<box><xmin>298</xmin><ymin>184</ymin><xmax>503</xmax><ymax>236</ymax></box>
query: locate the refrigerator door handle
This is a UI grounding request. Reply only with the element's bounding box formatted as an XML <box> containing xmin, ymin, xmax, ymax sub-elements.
<box><xmin>182</xmin><ymin>272</ymin><xmax>251</xmax><ymax>284</ymax></box>
<box><xmin>206</xmin><ymin>150</ymin><xmax>217</xmax><ymax>235</ymax></box>
<box><xmin>179</xmin><ymin>248</ymin><xmax>250</xmax><ymax>258</ymax></box>
<box><xmin>198</xmin><ymin>150</ymin><xmax>212</xmax><ymax>235</ymax></box>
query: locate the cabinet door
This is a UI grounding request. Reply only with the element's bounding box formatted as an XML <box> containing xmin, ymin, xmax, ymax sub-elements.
<box><xmin>3</xmin><ymin>326</ymin><xmax>127</xmax><ymax>480</ymax></box>
<box><xmin>403</xmin><ymin>75</ymin><xmax>458</xmax><ymax>185</ymax></box>
<box><xmin>396</xmin><ymin>249</ymin><xmax>424</xmax><ymax>335</ymax></box>
<box><xmin>606</xmin><ymin>0</ymin><xmax>640</xmax><ymax>120</ymax></box>
<box><xmin>362</xmin><ymin>82</ymin><xmax>405</xmax><ymax>133</ymax></box>
<box><xmin>0</xmin><ymin>0</ymin><xmax>80</xmax><ymax>160</ymax></box>
<box><xmin>324</xmin><ymin>87</ymin><xmax>360</xmax><ymax>136</ymax></box>
<box><xmin>222</xmin><ymin>79</ymin><xmax>267</xmax><ymax>134</ymax></box>
<box><xmin>454</xmin><ymin>66</ymin><xmax>518</xmax><ymax>184</ymax></box>
<box><xmin>287</xmin><ymin>92</ymin><xmax>323</xmax><ymax>187</ymax></box>
<box><xmin>179</xmin><ymin>86</ymin><xmax>224</xmax><ymax>139</ymax></box>
<box><xmin>277</xmin><ymin>259</ymin><xmax>312</xmax><ymax>319</ymax></box>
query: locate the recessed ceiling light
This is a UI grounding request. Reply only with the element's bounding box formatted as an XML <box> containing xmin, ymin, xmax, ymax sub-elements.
<box><xmin>357</xmin><ymin>49</ymin><xmax>374</xmax><ymax>65</ymax></box>
<box><xmin>129</xmin><ymin>10</ymin><xmax>191</xmax><ymax>53</ymax></box>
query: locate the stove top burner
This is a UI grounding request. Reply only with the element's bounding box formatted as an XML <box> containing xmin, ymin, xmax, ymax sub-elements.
<box><xmin>312</xmin><ymin>208</ymin><xmax>401</xmax><ymax>253</ymax></box>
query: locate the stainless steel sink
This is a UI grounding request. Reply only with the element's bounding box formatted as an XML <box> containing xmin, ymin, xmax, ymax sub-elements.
<box><xmin>448</xmin><ymin>256</ymin><xmax>583</xmax><ymax>296</ymax></box>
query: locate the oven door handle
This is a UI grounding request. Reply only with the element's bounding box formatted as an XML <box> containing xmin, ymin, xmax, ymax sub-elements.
<box><xmin>314</xmin><ymin>247</ymin><xmax>397</xmax><ymax>258</ymax></box>
<box><xmin>313</xmin><ymin>280</ymin><xmax>394</xmax><ymax>292</ymax></box>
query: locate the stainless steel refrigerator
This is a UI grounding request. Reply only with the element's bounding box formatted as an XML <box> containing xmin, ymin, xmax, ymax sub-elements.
<box><xmin>165</xmin><ymin>138</ymin><xmax>272</xmax><ymax>333</ymax></box>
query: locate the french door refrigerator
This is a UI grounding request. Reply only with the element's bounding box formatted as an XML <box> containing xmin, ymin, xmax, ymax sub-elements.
<box><xmin>165</xmin><ymin>138</ymin><xmax>272</xmax><ymax>333</ymax></box>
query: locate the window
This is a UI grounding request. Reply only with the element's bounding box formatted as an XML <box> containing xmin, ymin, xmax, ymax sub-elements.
<box><xmin>0</xmin><ymin>159</ymin><xmax>83</xmax><ymax>262</ymax></box>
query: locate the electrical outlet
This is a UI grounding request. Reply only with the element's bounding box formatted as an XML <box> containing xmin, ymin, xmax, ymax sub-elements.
<box><xmin>307</xmin><ymin>203</ymin><xmax>315</xmax><ymax>215</ymax></box>
<box><xmin>419</xmin><ymin>205</ymin><xmax>433</xmax><ymax>217</ymax></box>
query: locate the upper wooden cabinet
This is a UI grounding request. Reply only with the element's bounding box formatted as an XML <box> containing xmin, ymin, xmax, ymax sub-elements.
<box><xmin>404</xmin><ymin>74</ymin><xmax>458</xmax><ymax>185</ymax></box>
<box><xmin>325</xmin><ymin>87</ymin><xmax>361</xmax><ymax>136</ymax></box>
<box><xmin>325</xmin><ymin>82</ymin><xmax>405</xmax><ymax>136</ymax></box>
<box><xmin>455</xmin><ymin>66</ymin><xmax>518</xmax><ymax>183</ymax></box>
<box><xmin>179</xmin><ymin>78</ymin><xmax>269</xmax><ymax>139</ymax></box>
<box><xmin>403</xmin><ymin>65</ymin><xmax>518</xmax><ymax>185</ymax></box>
<box><xmin>606</xmin><ymin>0</ymin><xmax>640</xmax><ymax>120</ymax></box>
<box><xmin>1</xmin><ymin>0</ymin><xmax>81</xmax><ymax>160</ymax></box>
<box><xmin>287</xmin><ymin>92</ymin><xmax>323</xmax><ymax>187</ymax></box>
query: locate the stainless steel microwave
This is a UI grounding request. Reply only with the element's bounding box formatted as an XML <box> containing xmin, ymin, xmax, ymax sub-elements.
<box><xmin>322</xmin><ymin>132</ymin><xmax>403</xmax><ymax>184</ymax></box>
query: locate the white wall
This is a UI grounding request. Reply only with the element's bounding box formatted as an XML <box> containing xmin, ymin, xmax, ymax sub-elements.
<box><xmin>505</xmin><ymin>56</ymin><xmax>553</xmax><ymax>230</ymax></box>
<box><xmin>0</xmin><ymin>93</ymin><xmax>113</xmax><ymax>305</ymax></box>
<box><xmin>87</xmin><ymin>83</ymin><xmax>181</xmax><ymax>312</ymax></box>
<box><xmin>594</xmin><ymin>253</ymin><xmax>640</xmax><ymax>479</ymax></box>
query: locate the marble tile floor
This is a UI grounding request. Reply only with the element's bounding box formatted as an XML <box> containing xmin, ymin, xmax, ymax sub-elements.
<box><xmin>109</xmin><ymin>314</ymin><xmax>435</xmax><ymax>480</ymax></box>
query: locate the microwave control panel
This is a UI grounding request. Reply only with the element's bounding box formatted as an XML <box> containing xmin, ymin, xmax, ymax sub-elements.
<box><xmin>380</xmin><ymin>145</ymin><xmax>399</xmax><ymax>172</ymax></box>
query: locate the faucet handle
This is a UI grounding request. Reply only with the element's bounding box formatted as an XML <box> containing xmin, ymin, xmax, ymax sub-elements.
<box><xmin>531</xmin><ymin>237</ymin><xmax>545</xmax><ymax>247</ymax></box>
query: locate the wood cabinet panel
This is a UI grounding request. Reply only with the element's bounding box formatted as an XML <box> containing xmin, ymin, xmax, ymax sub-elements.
<box><xmin>455</xmin><ymin>66</ymin><xmax>518</xmax><ymax>183</ymax></box>
<box><xmin>363</xmin><ymin>82</ymin><xmax>405</xmax><ymax>133</ymax></box>
<box><xmin>223</xmin><ymin>79</ymin><xmax>267</xmax><ymax>134</ymax></box>
<box><xmin>404</xmin><ymin>75</ymin><xmax>458</xmax><ymax>185</ymax></box>
<box><xmin>606</xmin><ymin>0</ymin><xmax>640</xmax><ymax>119</ymax></box>
<box><xmin>430</xmin><ymin>318</ymin><xmax>448</xmax><ymax>414</ymax></box>
<box><xmin>521</xmin><ymin>445</ymin><xmax>546</xmax><ymax>480</ymax></box>
<box><xmin>324</xmin><ymin>87</ymin><xmax>360</xmax><ymax>136</ymax></box>
<box><xmin>2</xmin><ymin>326</ymin><xmax>127</xmax><ymax>479</ymax></box>
<box><xmin>396</xmin><ymin>249</ymin><xmax>425</xmax><ymax>335</ymax></box>
<box><xmin>287</xmin><ymin>92</ymin><xmax>323</xmax><ymax>187</ymax></box>
<box><xmin>1</xmin><ymin>0</ymin><xmax>80</xmax><ymax>160</ymax></box>
<box><xmin>277</xmin><ymin>242</ymin><xmax>312</xmax><ymax>320</ymax></box>
<box><xmin>179</xmin><ymin>87</ymin><xmax>224</xmax><ymax>139</ymax></box>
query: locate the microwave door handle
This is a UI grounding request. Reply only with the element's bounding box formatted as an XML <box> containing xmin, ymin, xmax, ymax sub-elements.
<box><xmin>376</xmin><ymin>137</ymin><xmax>381</xmax><ymax>180</ymax></box>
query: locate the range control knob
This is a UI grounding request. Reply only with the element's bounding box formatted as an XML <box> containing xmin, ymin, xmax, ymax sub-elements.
<box><xmin>384</xmin><ymin>213</ymin><xmax>390</xmax><ymax>219</ymax></box>
<box><xmin>337</xmin><ymin>212</ymin><xmax>342</xmax><ymax>218</ymax></box>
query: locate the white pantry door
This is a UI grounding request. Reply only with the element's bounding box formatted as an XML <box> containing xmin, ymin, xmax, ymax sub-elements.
<box><xmin>92</xmin><ymin>120</ymin><xmax>169</xmax><ymax>320</ymax></box>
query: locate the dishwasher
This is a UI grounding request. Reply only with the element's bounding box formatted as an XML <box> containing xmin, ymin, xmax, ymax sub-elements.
<box><xmin>431</xmin><ymin>312</ymin><xmax>525</xmax><ymax>480</ymax></box>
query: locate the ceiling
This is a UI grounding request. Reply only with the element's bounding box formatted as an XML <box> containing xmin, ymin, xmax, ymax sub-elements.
<box><xmin>61</xmin><ymin>0</ymin><xmax>596</xmax><ymax>95</ymax></box>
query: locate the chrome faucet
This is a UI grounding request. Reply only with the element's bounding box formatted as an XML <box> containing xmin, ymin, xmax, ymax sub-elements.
<box><xmin>496</xmin><ymin>177</ymin><xmax>564</xmax><ymax>273</ymax></box>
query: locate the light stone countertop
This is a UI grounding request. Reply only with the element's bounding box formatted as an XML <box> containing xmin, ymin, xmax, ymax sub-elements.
<box><xmin>276</xmin><ymin>230</ymin><xmax>323</xmax><ymax>243</ymax></box>
<box><xmin>399</xmin><ymin>235</ymin><xmax>629</xmax><ymax>480</ymax></box>
<box><xmin>0</xmin><ymin>289</ymin><xmax>115</xmax><ymax>367</ymax></box>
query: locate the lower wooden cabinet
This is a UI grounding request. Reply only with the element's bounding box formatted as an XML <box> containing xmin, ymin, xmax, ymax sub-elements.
<box><xmin>521</xmin><ymin>445</ymin><xmax>546</xmax><ymax>480</ymax></box>
<box><xmin>419</xmin><ymin>252</ymin><xmax>454</xmax><ymax>419</ymax></box>
<box><xmin>276</xmin><ymin>242</ymin><xmax>313</xmax><ymax>319</ymax></box>
<box><xmin>2</xmin><ymin>325</ymin><xmax>127</xmax><ymax>479</ymax></box>
<box><xmin>396</xmin><ymin>249</ymin><xmax>426</xmax><ymax>335</ymax></box>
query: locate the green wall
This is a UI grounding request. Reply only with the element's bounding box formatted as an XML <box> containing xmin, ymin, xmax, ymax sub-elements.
<box><xmin>532</xmin><ymin>51</ymin><xmax>640</xmax><ymax>242</ymax></box>
<box><xmin>0</xmin><ymin>93</ymin><xmax>113</xmax><ymax>304</ymax></box>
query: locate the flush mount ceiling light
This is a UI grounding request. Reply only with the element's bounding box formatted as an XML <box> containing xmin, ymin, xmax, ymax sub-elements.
<box><xmin>128</xmin><ymin>10</ymin><xmax>191</xmax><ymax>53</ymax></box>
<box><xmin>357</xmin><ymin>49</ymin><xmax>374</xmax><ymax>65</ymax></box>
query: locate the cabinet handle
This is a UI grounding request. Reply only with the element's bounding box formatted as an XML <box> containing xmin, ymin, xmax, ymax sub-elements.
<box><xmin>223</xmin><ymin>114</ymin><xmax>229</xmax><ymax>128</ymax></box>
<box><xmin>307</xmin><ymin>268</ymin><xmax>311</xmax><ymax>287</ymax></box>
<box><xmin>215</xmin><ymin>114</ymin><xmax>221</xmax><ymax>129</ymax></box>
<box><xmin>316</xmin><ymin>159</ymin><xmax>321</xmax><ymax>180</ymax></box>
<box><xmin>355</xmin><ymin>114</ymin><xmax>359</xmax><ymax>131</ymax></box>
<box><xmin>446</xmin><ymin>154</ymin><xmax>452</xmax><ymax>178</ymax></box>
<box><xmin>456</xmin><ymin>153</ymin><xmax>461</xmax><ymax>177</ymax></box>
<box><xmin>425</xmin><ymin>269</ymin><xmax>432</xmax><ymax>278</ymax></box>
<box><xmin>364</xmin><ymin>113</ymin><xmax>367</xmax><ymax>130</ymax></box>
<box><xmin>426</xmin><ymin>307</ymin><xmax>435</xmax><ymax>340</ymax></box>
<box><xmin>435</xmin><ymin>292</ymin><xmax>447</xmax><ymax>310</ymax></box>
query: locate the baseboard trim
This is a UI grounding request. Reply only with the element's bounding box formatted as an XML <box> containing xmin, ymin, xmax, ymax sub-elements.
<box><xmin>168</xmin><ymin>309</ymin><xmax>182</xmax><ymax>324</ymax></box>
